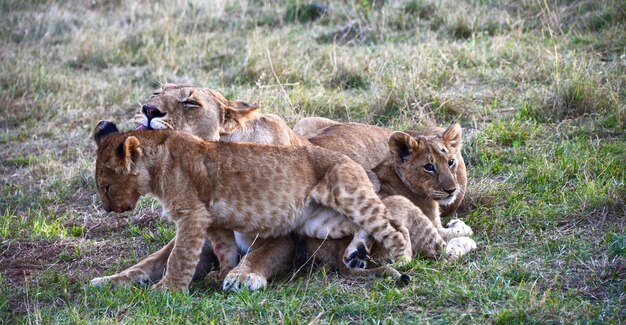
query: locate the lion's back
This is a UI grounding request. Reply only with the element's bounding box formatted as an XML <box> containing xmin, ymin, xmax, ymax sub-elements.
<box><xmin>307</xmin><ymin>123</ymin><xmax>393</xmax><ymax>170</ymax></box>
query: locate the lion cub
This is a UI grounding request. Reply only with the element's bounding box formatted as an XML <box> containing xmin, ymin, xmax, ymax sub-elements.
<box><xmin>303</xmin><ymin>125</ymin><xmax>476</xmax><ymax>271</ymax></box>
<box><xmin>93</xmin><ymin>121</ymin><xmax>411</xmax><ymax>291</ymax></box>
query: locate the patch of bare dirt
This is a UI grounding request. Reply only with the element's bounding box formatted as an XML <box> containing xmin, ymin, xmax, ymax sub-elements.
<box><xmin>0</xmin><ymin>211</ymin><xmax>168</xmax><ymax>319</ymax></box>
<box><xmin>67</xmin><ymin>210</ymin><xmax>161</xmax><ymax>239</ymax></box>
<box><xmin>0</xmin><ymin>237</ymin><xmax>138</xmax><ymax>317</ymax></box>
<box><xmin>0</xmin><ymin>210</ymin><xmax>164</xmax><ymax>286</ymax></box>
<box><xmin>0</xmin><ymin>238</ymin><xmax>139</xmax><ymax>286</ymax></box>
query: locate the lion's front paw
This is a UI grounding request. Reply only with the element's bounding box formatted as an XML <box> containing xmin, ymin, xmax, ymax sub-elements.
<box><xmin>222</xmin><ymin>270</ymin><xmax>267</xmax><ymax>292</ymax></box>
<box><xmin>151</xmin><ymin>279</ymin><xmax>188</xmax><ymax>292</ymax></box>
<box><xmin>90</xmin><ymin>276</ymin><xmax>110</xmax><ymax>287</ymax></box>
<box><xmin>90</xmin><ymin>270</ymin><xmax>150</xmax><ymax>287</ymax></box>
<box><xmin>343</xmin><ymin>243</ymin><xmax>369</xmax><ymax>269</ymax></box>
<box><xmin>445</xmin><ymin>237</ymin><xmax>477</xmax><ymax>261</ymax></box>
<box><xmin>151</xmin><ymin>280</ymin><xmax>168</xmax><ymax>291</ymax></box>
<box><xmin>446</xmin><ymin>219</ymin><xmax>473</xmax><ymax>237</ymax></box>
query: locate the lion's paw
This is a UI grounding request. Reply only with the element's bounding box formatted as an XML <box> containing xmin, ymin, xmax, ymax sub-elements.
<box><xmin>445</xmin><ymin>237</ymin><xmax>477</xmax><ymax>261</ymax></box>
<box><xmin>90</xmin><ymin>271</ymin><xmax>150</xmax><ymax>287</ymax></box>
<box><xmin>151</xmin><ymin>280</ymin><xmax>168</xmax><ymax>291</ymax></box>
<box><xmin>90</xmin><ymin>276</ymin><xmax>110</xmax><ymax>287</ymax></box>
<box><xmin>446</xmin><ymin>219</ymin><xmax>473</xmax><ymax>237</ymax></box>
<box><xmin>222</xmin><ymin>270</ymin><xmax>267</xmax><ymax>292</ymax></box>
<box><xmin>343</xmin><ymin>243</ymin><xmax>369</xmax><ymax>269</ymax></box>
<box><xmin>151</xmin><ymin>279</ymin><xmax>188</xmax><ymax>292</ymax></box>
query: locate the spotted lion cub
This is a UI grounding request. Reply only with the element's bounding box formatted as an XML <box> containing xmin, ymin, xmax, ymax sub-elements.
<box><xmin>303</xmin><ymin>125</ymin><xmax>476</xmax><ymax>272</ymax></box>
<box><xmin>92</xmin><ymin>121</ymin><xmax>411</xmax><ymax>291</ymax></box>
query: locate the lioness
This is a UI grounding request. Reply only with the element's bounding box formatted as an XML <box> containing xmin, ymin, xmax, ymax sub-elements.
<box><xmin>92</xmin><ymin>121</ymin><xmax>411</xmax><ymax>291</ymax></box>
<box><xmin>134</xmin><ymin>83</ymin><xmax>308</xmax><ymax>146</ymax></box>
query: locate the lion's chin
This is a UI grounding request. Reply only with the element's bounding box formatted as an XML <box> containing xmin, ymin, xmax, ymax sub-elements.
<box><xmin>437</xmin><ymin>195</ymin><xmax>456</xmax><ymax>206</ymax></box>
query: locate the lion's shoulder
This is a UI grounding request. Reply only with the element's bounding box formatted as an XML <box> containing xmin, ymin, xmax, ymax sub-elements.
<box><xmin>223</xmin><ymin>113</ymin><xmax>307</xmax><ymax>146</ymax></box>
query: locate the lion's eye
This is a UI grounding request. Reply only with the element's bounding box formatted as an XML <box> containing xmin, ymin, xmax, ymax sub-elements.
<box><xmin>104</xmin><ymin>185</ymin><xmax>110</xmax><ymax>194</ymax></box>
<box><xmin>448</xmin><ymin>159</ymin><xmax>455</xmax><ymax>167</ymax></box>
<box><xmin>424</xmin><ymin>164</ymin><xmax>435</xmax><ymax>172</ymax></box>
<box><xmin>182</xmin><ymin>99</ymin><xmax>200</xmax><ymax>107</ymax></box>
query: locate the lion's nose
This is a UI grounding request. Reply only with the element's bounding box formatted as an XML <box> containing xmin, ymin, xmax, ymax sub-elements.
<box><xmin>142</xmin><ymin>104</ymin><xmax>165</xmax><ymax>119</ymax></box>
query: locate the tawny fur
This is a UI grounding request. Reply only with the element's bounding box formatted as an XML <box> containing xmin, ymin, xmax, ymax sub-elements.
<box><xmin>93</xmin><ymin>85</ymin><xmax>474</xmax><ymax>291</ymax></box>
<box><xmin>302</xmin><ymin>125</ymin><xmax>475</xmax><ymax>270</ymax></box>
<box><xmin>98</xmin><ymin>85</ymin><xmax>306</xmax><ymax>290</ymax></box>
<box><xmin>93</xmin><ymin>125</ymin><xmax>411</xmax><ymax>291</ymax></box>
<box><xmin>293</xmin><ymin>116</ymin><xmax>341</xmax><ymax>138</ymax></box>
<box><xmin>132</xmin><ymin>83</ymin><xmax>309</xmax><ymax>146</ymax></box>
<box><xmin>303</xmin><ymin>122</ymin><xmax>467</xmax><ymax>218</ymax></box>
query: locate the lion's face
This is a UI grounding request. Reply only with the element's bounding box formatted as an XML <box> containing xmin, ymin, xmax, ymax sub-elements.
<box><xmin>93</xmin><ymin>121</ymin><xmax>149</xmax><ymax>213</ymax></box>
<box><xmin>133</xmin><ymin>84</ymin><xmax>258</xmax><ymax>141</ymax></box>
<box><xmin>389</xmin><ymin>124</ymin><xmax>463</xmax><ymax>206</ymax></box>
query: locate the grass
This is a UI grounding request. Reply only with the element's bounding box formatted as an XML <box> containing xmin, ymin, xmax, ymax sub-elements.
<box><xmin>1</xmin><ymin>0</ymin><xmax>624</xmax><ymax>323</ymax></box>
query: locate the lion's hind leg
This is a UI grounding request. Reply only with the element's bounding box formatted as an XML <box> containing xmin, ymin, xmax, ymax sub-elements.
<box><xmin>382</xmin><ymin>196</ymin><xmax>445</xmax><ymax>259</ymax></box>
<box><xmin>206</xmin><ymin>227</ymin><xmax>240</xmax><ymax>280</ymax></box>
<box><xmin>298</xmin><ymin>204</ymin><xmax>376</xmax><ymax>269</ymax></box>
<box><xmin>293</xmin><ymin>116</ymin><xmax>340</xmax><ymax>137</ymax></box>
<box><xmin>382</xmin><ymin>196</ymin><xmax>476</xmax><ymax>261</ymax></box>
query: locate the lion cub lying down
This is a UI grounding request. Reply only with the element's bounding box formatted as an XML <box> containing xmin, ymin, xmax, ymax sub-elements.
<box><xmin>92</xmin><ymin>121</ymin><xmax>411</xmax><ymax>291</ymax></box>
<box><xmin>301</xmin><ymin>126</ymin><xmax>476</xmax><ymax>273</ymax></box>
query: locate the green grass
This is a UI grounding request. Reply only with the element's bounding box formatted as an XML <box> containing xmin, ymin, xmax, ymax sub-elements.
<box><xmin>0</xmin><ymin>209</ymin><xmax>72</xmax><ymax>240</ymax></box>
<box><xmin>1</xmin><ymin>0</ymin><xmax>624</xmax><ymax>323</ymax></box>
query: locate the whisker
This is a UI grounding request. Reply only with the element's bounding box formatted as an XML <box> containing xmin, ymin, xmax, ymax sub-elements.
<box><xmin>160</xmin><ymin>120</ymin><xmax>175</xmax><ymax>130</ymax></box>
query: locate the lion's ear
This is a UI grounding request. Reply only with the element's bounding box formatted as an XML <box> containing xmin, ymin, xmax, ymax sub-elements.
<box><xmin>443</xmin><ymin>123</ymin><xmax>462</xmax><ymax>150</ymax></box>
<box><xmin>117</xmin><ymin>136</ymin><xmax>142</xmax><ymax>172</ymax></box>
<box><xmin>388</xmin><ymin>132</ymin><xmax>422</xmax><ymax>164</ymax></box>
<box><xmin>220</xmin><ymin>102</ymin><xmax>259</xmax><ymax>135</ymax></box>
<box><xmin>93</xmin><ymin>120</ymin><xmax>119</xmax><ymax>147</ymax></box>
<box><xmin>160</xmin><ymin>83</ymin><xmax>182</xmax><ymax>92</ymax></box>
<box><xmin>232</xmin><ymin>100</ymin><xmax>259</xmax><ymax>112</ymax></box>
